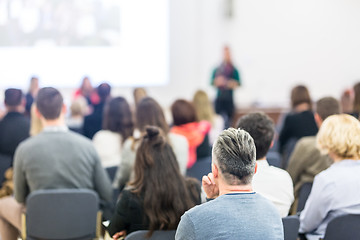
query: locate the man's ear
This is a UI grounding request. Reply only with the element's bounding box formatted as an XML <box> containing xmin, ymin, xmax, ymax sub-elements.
<box><xmin>212</xmin><ymin>163</ymin><xmax>219</xmax><ymax>178</ymax></box>
<box><xmin>61</xmin><ymin>104</ymin><xmax>67</xmax><ymax>115</ymax></box>
<box><xmin>254</xmin><ymin>162</ymin><xmax>258</xmax><ymax>174</ymax></box>
<box><xmin>314</xmin><ymin>113</ymin><xmax>322</xmax><ymax>128</ymax></box>
<box><xmin>34</xmin><ymin>106</ymin><xmax>42</xmax><ymax>118</ymax></box>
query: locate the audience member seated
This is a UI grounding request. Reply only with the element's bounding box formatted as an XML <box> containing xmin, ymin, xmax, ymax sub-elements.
<box><xmin>0</xmin><ymin>87</ymin><xmax>113</xmax><ymax>240</ymax></box>
<box><xmin>66</xmin><ymin>96</ymin><xmax>88</xmax><ymax>134</ymax></box>
<box><xmin>73</xmin><ymin>76</ymin><xmax>100</xmax><ymax>106</ymax></box>
<box><xmin>193</xmin><ymin>90</ymin><xmax>224</xmax><ymax>145</ymax></box>
<box><xmin>29</xmin><ymin>103</ymin><xmax>43</xmax><ymax>136</ymax></box>
<box><xmin>279</xmin><ymin>85</ymin><xmax>318</xmax><ymax>156</ymax></box>
<box><xmin>0</xmin><ymin>88</ymin><xmax>30</xmax><ymax>160</ymax></box>
<box><xmin>108</xmin><ymin>126</ymin><xmax>201</xmax><ymax>239</ymax></box>
<box><xmin>114</xmin><ymin>97</ymin><xmax>188</xmax><ymax>190</ymax></box>
<box><xmin>93</xmin><ymin>97</ymin><xmax>134</xmax><ymax>168</ymax></box>
<box><xmin>133</xmin><ymin>87</ymin><xmax>147</xmax><ymax>107</ymax></box>
<box><xmin>350</xmin><ymin>82</ymin><xmax>360</xmax><ymax>119</ymax></box>
<box><xmin>237</xmin><ymin>112</ymin><xmax>294</xmax><ymax>217</ymax></box>
<box><xmin>25</xmin><ymin>76</ymin><xmax>39</xmax><ymax>117</ymax></box>
<box><xmin>287</xmin><ymin>97</ymin><xmax>340</xmax><ymax>213</ymax></box>
<box><xmin>83</xmin><ymin>82</ymin><xmax>111</xmax><ymax>139</ymax></box>
<box><xmin>171</xmin><ymin>99</ymin><xmax>211</xmax><ymax>169</ymax></box>
<box><xmin>175</xmin><ymin>128</ymin><xmax>284</xmax><ymax>240</ymax></box>
<box><xmin>340</xmin><ymin>89</ymin><xmax>353</xmax><ymax>115</ymax></box>
<box><xmin>299</xmin><ymin>114</ymin><xmax>360</xmax><ymax>240</ymax></box>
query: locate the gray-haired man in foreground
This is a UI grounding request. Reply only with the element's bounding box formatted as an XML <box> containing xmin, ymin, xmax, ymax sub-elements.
<box><xmin>176</xmin><ymin>128</ymin><xmax>284</xmax><ymax>240</ymax></box>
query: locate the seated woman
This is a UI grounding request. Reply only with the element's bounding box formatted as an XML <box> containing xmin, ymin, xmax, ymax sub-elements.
<box><xmin>278</xmin><ymin>85</ymin><xmax>318</xmax><ymax>159</ymax></box>
<box><xmin>92</xmin><ymin>97</ymin><xmax>134</xmax><ymax>168</ymax></box>
<box><xmin>107</xmin><ymin>126</ymin><xmax>201</xmax><ymax>239</ymax></box>
<box><xmin>171</xmin><ymin>99</ymin><xmax>211</xmax><ymax>169</ymax></box>
<box><xmin>114</xmin><ymin>97</ymin><xmax>188</xmax><ymax>190</ymax></box>
<box><xmin>193</xmin><ymin>90</ymin><xmax>224</xmax><ymax>145</ymax></box>
<box><xmin>299</xmin><ymin>114</ymin><xmax>360</xmax><ymax>240</ymax></box>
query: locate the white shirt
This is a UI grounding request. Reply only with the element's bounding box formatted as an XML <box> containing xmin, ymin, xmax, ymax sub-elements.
<box><xmin>252</xmin><ymin>159</ymin><xmax>294</xmax><ymax>217</ymax></box>
<box><xmin>299</xmin><ymin>160</ymin><xmax>360</xmax><ymax>240</ymax></box>
<box><xmin>92</xmin><ymin>130</ymin><xmax>122</xmax><ymax>167</ymax></box>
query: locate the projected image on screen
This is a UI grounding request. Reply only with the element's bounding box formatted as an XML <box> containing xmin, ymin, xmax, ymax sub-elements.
<box><xmin>0</xmin><ymin>0</ymin><xmax>169</xmax><ymax>88</ymax></box>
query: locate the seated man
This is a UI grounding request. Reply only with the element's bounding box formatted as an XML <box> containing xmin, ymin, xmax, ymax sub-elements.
<box><xmin>0</xmin><ymin>88</ymin><xmax>30</xmax><ymax>160</ymax></box>
<box><xmin>287</xmin><ymin>97</ymin><xmax>340</xmax><ymax>213</ymax></box>
<box><xmin>176</xmin><ymin>128</ymin><xmax>283</xmax><ymax>240</ymax></box>
<box><xmin>237</xmin><ymin>112</ymin><xmax>294</xmax><ymax>217</ymax></box>
<box><xmin>0</xmin><ymin>87</ymin><xmax>113</xmax><ymax>240</ymax></box>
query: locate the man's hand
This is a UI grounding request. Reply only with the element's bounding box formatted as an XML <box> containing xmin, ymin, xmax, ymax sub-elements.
<box><xmin>112</xmin><ymin>230</ymin><xmax>126</xmax><ymax>240</ymax></box>
<box><xmin>202</xmin><ymin>173</ymin><xmax>219</xmax><ymax>199</ymax></box>
<box><xmin>214</xmin><ymin>76</ymin><xmax>226</xmax><ymax>87</ymax></box>
<box><xmin>227</xmin><ymin>79</ymin><xmax>239</xmax><ymax>89</ymax></box>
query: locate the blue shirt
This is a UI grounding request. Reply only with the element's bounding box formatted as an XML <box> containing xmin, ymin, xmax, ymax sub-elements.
<box><xmin>299</xmin><ymin>160</ymin><xmax>360</xmax><ymax>240</ymax></box>
<box><xmin>175</xmin><ymin>192</ymin><xmax>284</xmax><ymax>240</ymax></box>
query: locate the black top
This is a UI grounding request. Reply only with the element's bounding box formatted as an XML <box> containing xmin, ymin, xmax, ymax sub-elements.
<box><xmin>279</xmin><ymin>110</ymin><xmax>318</xmax><ymax>154</ymax></box>
<box><xmin>82</xmin><ymin>102</ymin><xmax>105</xmax><ymax>139</ymax></box>
<box><xmin>0</xmin><ymin>112</ymin><xmax>30</xmax><ymax>161</ymax></box>
<box><xmin>107</xmin><ymin>180</ymin><xmax>201</xmax><ymax>236</ymax></box>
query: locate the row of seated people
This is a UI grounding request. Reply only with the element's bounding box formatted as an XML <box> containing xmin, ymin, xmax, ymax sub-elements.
<box><xmin>0</xmin><ymin>85</ymin><xmax>360</xmax><ymax>239</ymax></box>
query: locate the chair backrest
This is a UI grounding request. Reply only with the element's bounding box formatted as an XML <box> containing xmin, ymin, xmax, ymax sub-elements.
<box><xmin>25</xmin><ymin>189</ymin><xmax>99</xmax><ymax>240</ymax></box>
<box><xmin>0</xmin><ymin>154</ymin><xmax>12</xmax><ymax>187</ymax></box>
<box><xmin>186</xmin><ymin>156</ymin><xmax>212</xmax><ymax>182</ymax></box>
<box><xmin>297</xmin><ymin>182</ymin><xmax>313</xmax><ymax>212</ymax></box>
<box><xmin>282</xmin><ymin>215</ymin><xmax>300</xmax><ymax>240</ymax></box>
<box><xmin>323</xmin><ymin>214</ymin><xmax>360</xmax><ymax>240</ymax></box>
<box><xmin>105</xmin><ymin>166</ymin><xmax>118</xmax><ymax>182</ymax></box>
<box><xmin>126</xmin><ymin>230</ymin><xmax>176</xmax><ymax>240</ymax></box>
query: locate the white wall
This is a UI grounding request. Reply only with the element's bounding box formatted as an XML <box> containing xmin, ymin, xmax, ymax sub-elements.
<box><xmin>3</xmin><ymin>0</ymin><xmax>360</xmax><ymax>110</ymax></box>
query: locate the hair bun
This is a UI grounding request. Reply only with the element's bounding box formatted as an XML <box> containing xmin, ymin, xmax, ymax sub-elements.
<box><xmin>145</xmin><ymin>126</ymin><xmax>160</xmax><ymax>139</ymax></box>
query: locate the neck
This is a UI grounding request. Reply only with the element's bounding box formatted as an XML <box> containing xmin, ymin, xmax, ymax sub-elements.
<box><xmin>41</xmin><ymin>116</ymin><xmax>65</xmax><ymax>128</ymax></box>
<box><xmin>6</xmin><ymin>106</ymin><xmax>24</xmax><ymax>113</ymax></box>
<box><xmin>218</xmin><ymin>180</ymin><xmax>253</xmax><ymax>196</ymax></box>
<box><xmin>294</xmin><ymin>103</ymin><xmax>310</xmax><ymax>112</ymax></box>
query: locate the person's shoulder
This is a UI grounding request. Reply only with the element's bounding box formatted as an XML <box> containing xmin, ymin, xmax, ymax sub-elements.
<box><xmin>297</xmin><ymin>136</ymin><xmax>316</xmax><ymax>146</ymax></box>
<box><xmin>269</xmin><ymin>164</ymin><xmax>292</xmax><ymax>178</ymax></box>
<box><xmin>66</xmin><ymin>130</ymin><xmax>94</xmax><ymax>146</ymax></box>
<box><xmin>168</xmin><ymin>132</ymin><xmax>187</xmax><ymax>143</ymax></box>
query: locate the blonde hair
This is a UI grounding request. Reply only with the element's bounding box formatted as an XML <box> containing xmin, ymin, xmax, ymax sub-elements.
<box><xmin>192</xmin><ymin>90</ymin><xmax>214</xmax><ymax>125</ymax></box>
<box><xmin>317</xmin><ymin>114</ymin><xmax>360</xmax><ymax>159</ymax></box>
<box><xmin>70</xmin><ymin>96</ymin><xmax>88</xmax><ymax>117</ymax></box>
<box><xmin>30</xmin><ymin>104</ymin><xmax>43</xmax><ymax>136</ymax></box>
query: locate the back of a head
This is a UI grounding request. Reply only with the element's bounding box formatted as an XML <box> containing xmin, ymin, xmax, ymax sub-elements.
<box><xmin>236</xmin><ymin>112</ymin><xmax>274</xmax><ymax>160</ymax></box>
<box><xmin>131</xmin><ymin>126</ymin><xmax>195</xmax><ymax>236</ymax></box>
<box><xmin>97</xmin><ymin>83</ymin><xmax>111</xmax><ymax>102</ymax></box>
<box><xmin>193</xmin><ymin>90</ymin><xmax>214</xmax><ymax>124</ymax></box>
<box><xmin>133</xmin><ymin>87</ymin><xmax>147</xmax><ymax>106</ymax></box>
<box><xmin>103</xmin><ymin>97</ymin><xmax>134</xmax><ymax>141</ymax></box>
<box><xmin>316</xmin><ymin>97</ymin><xmax>340</xmax><ymax>121</ymax></box>
<box><xmin>70</xmin><ymin>97</ymin><xmax>88</xmax><ymax>117</ymax></box>
<box><xmin>171</xmin><ymin>99</ymin><xmax>197</xmax><ymax>126</ymax></box>
<box><xmin>36</xmin><ymin>87</ymin><xmax>63</xmax><ymax>120</ymax></box>
<box><xmin>4</xmin><ymin>88</ymin><xmax>23</xmax><ymax>107</ymax></box>
<box><xmin>317</xmin><ymin>114</ymin><xmax>360</xmax><ymax>160</ymax></box>
<box><xmin>291</xmin><ymin>85</ymin><xmax>312</xmax><ymax>109</ymax></box>
<box><xmin>136</xmin><ymin>97</ymin><xmax>169</xmax><ymax>134</ymax></box>
<box><xmin>213</xmin><ymin>128</ymin><xmax>256</xmax><ymax>185</ymax></box>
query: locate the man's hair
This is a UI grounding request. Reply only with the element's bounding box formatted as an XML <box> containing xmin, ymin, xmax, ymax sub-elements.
<box><xmin>4</xmin><ymin>88</ymin><xmax>23</xmax><ymax>107</ymax></box>
<box><xmin>36</xmin><ymin>87</ymin><xmax>63</xmax><ymax>120</ymax></box>
<box><xmin>97</xmin><ymin>83</ymin><xmax>111</xmax><ymax>102</ymax></box>
<box><xmin>213</xmin><ymin>128</ymin><xmax>256</xmax><ymax>185</ymax></box>
<box><xmin>236</xmin><ymin>112</ymin><xmax>274</xmax><ymax>160</ymax></box>
<box><xmin>316</xmin><ymin>97</ymin><xmax>340</xmax><ymax>121</ymax></box>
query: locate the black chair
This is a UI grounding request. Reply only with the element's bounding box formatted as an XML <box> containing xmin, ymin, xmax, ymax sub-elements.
<box><xmin>22</xmin><ymin>189</ymin><xmax>102</xmax><ymax>240</ymax></box>
<box><xmin>297</xmin><ymin>182</ymin><xmax>313</xmax><ymax>212</ymax></box>
<box><xmin>282</xmin><ymin>215</ymin><xmax>300</xmax><ymax>240</ymax></box>
<box><xmin>323</xmin><ymin>214</ymin><xmax>360</xmax><ymax>240</ymax></box>
<box><xmin>0</xmin><ymin>154</ymin><xmax>12</xmax><ymax>188</ymax></box>
<box><xmin>186</xmin><ymin>156</ymin><xmax>212</xmax><ymax>182</ymax></box>
<box><xmin>126</xmin><ymin>230</ymin><xmax>176</xmax><ymax>240</ymax></box>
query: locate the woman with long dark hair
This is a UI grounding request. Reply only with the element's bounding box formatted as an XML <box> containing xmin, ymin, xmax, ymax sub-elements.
<box><xmin>108</xmin><ymin>126</ymin><xmax>201</xmax><ymax>239</ymax></box>
<box><xmin>92</xmin><ymin>97</ymin><xmax>134</xmax><ymax>168</ymax></box>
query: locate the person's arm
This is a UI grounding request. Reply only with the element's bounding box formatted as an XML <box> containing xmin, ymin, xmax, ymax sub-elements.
<box><xmin>227</xmin><ymin>68</ymin><xmax>241</xmax><ymax>89</ymax></box>
<box><xmin>107</xmin><ymin>190</ymin><xmax>131</xmax><ymax>237</ymax></box>
<box><xmin>287</xmin><ymin>139</ymin><xmax>307</xmax><ymax>186</ymax></box>
<box><xmin>299</xmin><ymin>175</ymin><xmax>334</xmax><ymax>233</ymax></box>
<box><xmin>175</xmin><ymin>213</ymin><xmax>196</xmax><ymax>240</ymax></box>
<box><xmin>13</xmin><ymin>144</ymin><xmax>29</xmax><ymax>203</ymax></box>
